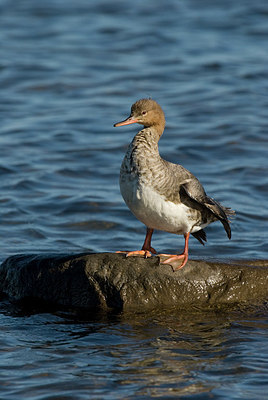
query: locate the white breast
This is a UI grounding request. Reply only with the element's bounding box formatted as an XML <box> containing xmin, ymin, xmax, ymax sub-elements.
<box><xmin>120</xmin><ymin>177</ymin><xmax>196</xmax><ymax>235</ymax></box>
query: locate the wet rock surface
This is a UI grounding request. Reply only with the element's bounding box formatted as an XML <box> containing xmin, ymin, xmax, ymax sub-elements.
<box><xmin>0</xmin><ymin>253</ymin><xmax>267</xmax><ymax>312</ymax></box>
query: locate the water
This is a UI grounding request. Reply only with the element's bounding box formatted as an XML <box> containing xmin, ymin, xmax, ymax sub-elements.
<box><xmin>0</xmin><ymin>0</ymin><xmax>267</xmax><ymax>398</ymax></box>
<box><xmin>0</xmin><ymin>304</ymin><xmax>267</xmax><ymax>400</ymax></box>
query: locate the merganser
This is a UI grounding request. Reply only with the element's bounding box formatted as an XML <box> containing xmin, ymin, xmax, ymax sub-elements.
<box><xmin>114</xmin><ymin>99</ymin><xmax>234</xmax><ymax>270</ymax></box>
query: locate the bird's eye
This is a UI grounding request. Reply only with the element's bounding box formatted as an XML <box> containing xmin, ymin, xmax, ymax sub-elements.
<box><xmin>142</xmin><ymin>111</ymin><xmax>147</xmax><ymax>115</ymax></box>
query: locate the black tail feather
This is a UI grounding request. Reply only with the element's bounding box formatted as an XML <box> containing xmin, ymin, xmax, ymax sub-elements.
<box><xmin>205</xmin><ymin>196</ymin><xmax>235</xmax><ymax>240</ymax></box>
<box><xmin>191</xmin><ymin>229</ymin><xmax>207</xmax><ymax>245</ymax></box>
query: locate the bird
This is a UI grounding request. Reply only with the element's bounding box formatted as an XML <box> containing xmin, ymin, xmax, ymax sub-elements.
<box><xmin>114</xmin><ymin>99</ymin><xmax>235</xmax><ymax>271</ymax></box>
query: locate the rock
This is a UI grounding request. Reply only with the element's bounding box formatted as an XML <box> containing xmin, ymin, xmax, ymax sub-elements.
<box><xmin>0</xmin><ymin>253</ymin><xmax>267</xmax><ymax>312</ymax></box>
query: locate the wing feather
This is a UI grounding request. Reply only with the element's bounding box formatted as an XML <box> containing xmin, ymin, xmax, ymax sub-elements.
<box><xmin>181</xmin><ymin>181</ymin><xmax>235</xmax><ymax>239</ymax></box>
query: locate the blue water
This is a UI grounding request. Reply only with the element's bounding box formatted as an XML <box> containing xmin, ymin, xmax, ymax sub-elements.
<box><xmin>0</xmin><ymin>0</ymin><xmax>267</xmax><ymax>398</ymax></box>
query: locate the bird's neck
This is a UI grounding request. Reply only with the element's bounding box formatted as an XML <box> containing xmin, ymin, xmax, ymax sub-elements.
<box><xmin>123</xmin><ymin>126</ymin><xmax>165</xmax><ymax>180</ymax></box>
<box><xmin>133</xmin><ymin>126</ymin><xmax>163</xmax><ymax>152</ymax></box>
<box><xmin>125</xmin><ymin>127</ymin><xmax>163</xmax><ymax>175</ymax></box>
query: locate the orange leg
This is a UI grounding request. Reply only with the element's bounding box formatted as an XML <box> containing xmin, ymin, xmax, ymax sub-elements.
<box><xmin>159</xmin><ymin>232</ymin><xmax>190</xmax><ymax>271</ymax></box>
<box><xmin>116</xmin><ymin>227</ymin><xmax>156</xmax><ymax>258</ymax></box>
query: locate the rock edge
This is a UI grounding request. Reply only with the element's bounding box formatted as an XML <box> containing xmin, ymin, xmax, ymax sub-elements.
<box><xmin>0</xmin><ymin>253</ymin><xmax>267</xmax><ymax>312</ymax></box>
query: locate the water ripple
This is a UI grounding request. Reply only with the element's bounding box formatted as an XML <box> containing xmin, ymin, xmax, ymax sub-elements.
<box><xmin>0</xmin><ymin>0</ymin><xmax>268</xmax><ymax>398</ymax></box>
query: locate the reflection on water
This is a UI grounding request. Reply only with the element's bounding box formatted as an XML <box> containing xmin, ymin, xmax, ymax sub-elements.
<box><xmin>0</xmin><ymin>303</ymin><xmax>267</xmax><ymax>399</ymax></box>
<box><xmin>115</xmin><ymin>311</ymin><xmax>267</xmax><ymax>398</ymax></box>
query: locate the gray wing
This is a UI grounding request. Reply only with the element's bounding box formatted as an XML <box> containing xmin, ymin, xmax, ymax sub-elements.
<box><xmin>180</xmin><ymin>179</ymin><xmax>235</xmax><ymax>239</ymax></box>
<box><xmin>155</xmin><ymin>161</ymin><xmax>234</xmax><ymax>240</ymax></box>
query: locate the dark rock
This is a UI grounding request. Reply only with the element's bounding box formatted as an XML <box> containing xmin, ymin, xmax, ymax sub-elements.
<box><xmin>0</xmin><ymin>253</ymin><xmax>267</xmax><ymax>312</ymax></box>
